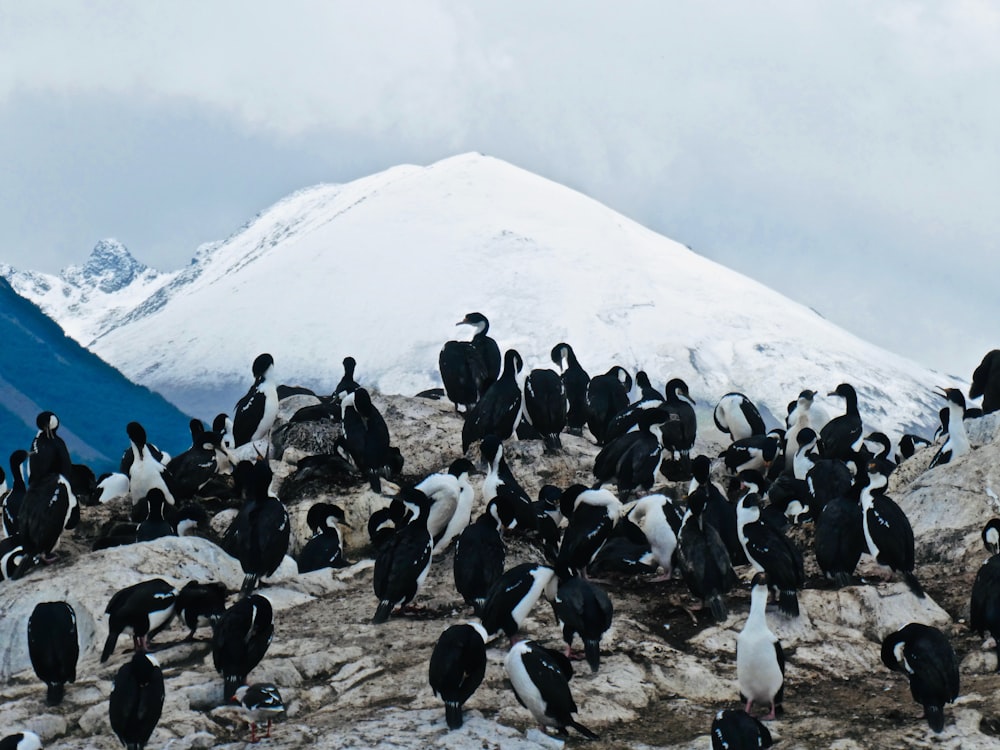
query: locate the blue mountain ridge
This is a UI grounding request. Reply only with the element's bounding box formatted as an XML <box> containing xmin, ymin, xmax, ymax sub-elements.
<box><xmin>0</xmin><ymin>277</ymin><xmax>193</xmax><ymax>473</ymax></box>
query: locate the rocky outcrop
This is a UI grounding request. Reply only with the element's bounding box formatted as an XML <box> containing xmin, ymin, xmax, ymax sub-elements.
<box><xmin>2</xmin><ymin>397</ymin><xmax>1000</xmax><ymax>749</ymax></box>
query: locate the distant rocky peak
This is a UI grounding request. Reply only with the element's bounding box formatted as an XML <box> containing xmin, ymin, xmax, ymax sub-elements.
<box><xmin>62</xmin><ymin>239</ymin><xmax>151</xmax><ymax>293</ymax></box>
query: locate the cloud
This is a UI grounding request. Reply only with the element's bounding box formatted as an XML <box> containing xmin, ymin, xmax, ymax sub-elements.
<box><xmin>0</xmin><ymin>1</ymin><xmax>998</xmax><ymax>372</ymax></box>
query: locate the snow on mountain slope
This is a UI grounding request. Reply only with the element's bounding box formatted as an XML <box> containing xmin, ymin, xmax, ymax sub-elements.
<box><xmin>8</xmin><ymin>154</ymin><xmax>958</xmax><ymax>435</ymax></box>
<box><xmin>0</xmin><ymin>238</ymin><xmax>178</xmax><ymax>343</ymax></box>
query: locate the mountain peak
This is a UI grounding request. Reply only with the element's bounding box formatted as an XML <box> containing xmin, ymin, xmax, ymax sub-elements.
<box><xmin>62</xmin><ymin>239</ymin><xmax>151</xmax><ymax>293</ymax></box>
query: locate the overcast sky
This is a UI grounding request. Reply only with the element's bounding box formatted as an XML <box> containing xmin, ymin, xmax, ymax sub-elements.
<box><xmin>1</xmin><ymin>1</ymin><xmax>997</xmax><ymax>378</ymax></box>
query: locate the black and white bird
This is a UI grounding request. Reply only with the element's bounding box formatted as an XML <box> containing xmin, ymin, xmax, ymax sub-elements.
<box><xmin>428</xmin><ymin>621</ymin><xmax>488</xmax><ymax>730</ymax></box>
<box><xmin>633</xmin><ymin>370</ymin><xmax>664</xmax><ymax>401</ymax></box>
<box><xmin>971</xmin><ymin>349</ymin><xmax>1000</xmax><ymax>414</ymax></box>
<box><xmin>710</xmin><ymin>709</ymin><xmax>774</xmax><ymax>749</ymax></box>
<box><xmin>28</xmin><ymin>411</ymin><xmax>73</xmax><ymax>480</ymax></box>
<box><xmin>791</xmin><ymin>427</ymin><xmax>820</xmax><ymax>481</ymax></box>
<box><xmin>864</xmin><ymin>431</ymin><xmax>895</xmax><ymax>464</ymax></box>
<box><xmin>813</xmin><ymin>478</ymin><xmax>865</xmax><ymax>589</ymax></box>
<box><xmin>522</xmin><ymin>367</ymin><xmax>567</xmax><ymax>453</ymax></box>
<box><xmin>414</xmin><ymin>459</ymin><xmax>476</xmax><ymax>554</ymax></box>
<box><xmin>109</xmin><ymin>652</ymin><xmax>165</xmax><ymax>750</ymax></box>
<box><xmin>551</xmin><ymin>576</ymin><xmax>614</xmax><ymax>673</ymax></box>
<box><xmin>333</xmin><ymin>355</ymin><xmax>361</xmax><ymax>399</ymax></box>
<box><xmin>550</xmin><ymin>342</ymin><xmax>590</xmax><ymax>436</ymax></box>
<box><xmin>881</xmin><ymin>623</ymin><xmax>960</xmax><ymax>733</ymax></box>
<box><xmin>0</xmin><ymin>733</ymin><xmax>43</xmax><ymax>750</ymax></box>
<box><xmin>122</xmin><ymin>421</ymin><xmax>175</xmax><ymax>522</ymax></box>
<box><xmin>212</xmin><ymin>413</ymin><xmax>237</xmax><ymax>473</ymax></box>
<box><xmin>504</xmin><ymin>639</ymin><xmax>598</xmax><ymax>740</ymax></box>
<box><xmin>592</xmin><ymin>408</ymin><xmax>666</xmax><ymax>497</ymax></box>
<box><xmin>11</xmin><ymin>413</ymin><xmax>79</xmax><ymax>579</ymax></box>
<box><xmin>135</xmin><ymin>488</ymin><xmax>175</xmax><ymax>543</ymax></box>
<box><xmin>453</xmin><ymin>510</ymin><xmax>506</xmax><ymax>617</ymax></box>
<box><xmin>166</xmin><ymin>419</ymin><xmax>223</xmax><ymax>500</ymax></box>
<box><xmin>460</xmin><ymin>312</ymin><xmax>502</xmax><ymax>392</ymax></box>
<box><xmin>480</xmin><ymin>435</ymin><xmax>536</xmax><ymax>534</ymax></box>
<box><xmin>28</xmin><ymin>600</ymin><xmax>78</xmax><ymax>706</ymax></box>
<box><xmin>737</xmin><ymin>573</ymin><xmax>785</xmax><ymax>720</ymax></box>
<box><xmin>601</xmin><ymin>372</ymin><xmax>664</xmax><ymax>444</ymax></box>
<box><xmin>232</xmin><ymin>353</ymin><xmax>279</xmax><ymax>456</ymax></box>
<box><xmin>429</xmin><ymin>459</ymin><xmax>477</xmax><ymax>554</ymax></box>
<box><xmin>372</xmin><ymin>487</ymin><xmax>433</xmax><ymax>623</ymax></box>
<box><xmin>736</xmin><ymin>482</ymin><xmax>804</xmax><ymax>617</ymax></box>
<box><xmin>859</xmin><ymin>463</ymin><xmax>923</xmax><ymax>597</ymax></box>
<box><xmin>982</xmin><ymin>518</ymin><xmax>1000</xmax><ymax>557</ymax></box>
<box><xmin>341</xmin><ymin>387</ymin><xmax>396</xmax><ymax>492</ymax></box>
<box><xmin>439</xmin><ymin>316</ymin><xmax>495</xmax><ymax>413</ymax></box>
<box><xmin>677</xmin><ymin>486</ymin><xmax>738</xmax><ymax>622</ymax></box>
<box><xmin>101</xmin><ymin>578</ymin><xmax>178</xmax><ymax>662</ymax></box>
<box><xmin>174</xmin><ymin>581</ymin><xmax>228</xmax><ymax>641</ymax></box>
<box><xmin>233</xmin><ymin>683</ymin><xmax>285</xmax><ymax>743</ymax></box>
<box><xmin>720</xmin><ymin>430</ymin><xmax>783</xmax><ymax>477</ymax></box>
<box><xmin>783</xmin><ymin>389</ymin><xmax>830</xmax><ymax>471</ymax></box>
<box><xmin>658</xmin><ymin>378</ymin><xmax>698</xmax><ymax>468</ymax></box>
<box><xmin>690</xmin><ymin>454</ymin><xmax>746</xmax><ymax>567</ymax></box>
<box><xmin>928</xmin><ymin>387</ymin><xmax>972</xmax><ymax>469</ymax></box>
<box><xmin>971</xmin><ymin>520</ymin><xmax>1000</xmax><ymax>671</ymax></box>
<box><xmin>297</xmin><ymin>503</ymin><xmax>348</xmax><ymax>573</ymax></box>
<box><xmin>898</xmin><ymin>433</ymin><xmax>932</xmax><ymax>462</ymax></box>
<box><xmin>1</xmin><ymin>449</ymin><xmax>28</xmax><ymax>538</ymax></box>
<box><xmin>555</xmin><ymin>486</ymin><xmax>622</xmax><ymax>579</ymax></box>
<box><xmin>626</xmin><ymin>493</ymin><xmax>680</xmax><ymax>580</ymax></box>
<box><xmin>0</xmin><ymin>536</ymin><xmax>28</xmax><ymax>581</ymax></box>
<box><xmin>481</xmin><ymin>562</ymin><xmax>558</xmax><ymax>640</ymax></box>
<box><xmin>819</xmin><ymin>383</ymin><xmax>864</xmax><ymax>462</ymax></box>
<box><xmin>714</xmin><ymin>392</ymin><xmax>766</xmax><ymax>442</ymax></box>
<box><xmin>213</xmin><ymin>594</ymin><xmax>274</xmax><ymax>701</ymax></box>
<box><xmin>585</xmin><ymin>365</ymin><xmax>632</xmax><ymax>446</ymax></box>
<box><xmin>341</xmin><ymin>388</ymin><xmax>401</xmax><ymax>492</ymax></box>
<box><xmin>462</xmin><ymin>349</ymin><xmax>525</xmax><ymax>452</ymax></box>
<box><xmin>226</xmin><ymin>461</ymin><xmax>291</xmax><ymax>598</ymax></box>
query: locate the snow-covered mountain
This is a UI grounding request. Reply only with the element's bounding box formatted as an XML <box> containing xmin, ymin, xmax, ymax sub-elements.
<box><xmin>1</xmin><ymin>153</ymin><xmax>959</xmax><ymax>434</ymax></box>
<box><xmin>0</xmin><ymin>238</ymin><xmax>178</xmax><ymax>344</ymax></box>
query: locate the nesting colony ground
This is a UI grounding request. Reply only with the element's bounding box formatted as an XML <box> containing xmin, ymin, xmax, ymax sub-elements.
<box><xmin>2</xmin><ymin>395</ymin><xmax>1000</xmax><ymax>750</ymax></box>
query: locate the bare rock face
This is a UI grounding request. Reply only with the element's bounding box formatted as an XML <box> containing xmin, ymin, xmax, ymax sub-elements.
<box><xmin>2</xmin><ymin>394</ymin><xmax>1000</xmax><ymax>749</ymax></box>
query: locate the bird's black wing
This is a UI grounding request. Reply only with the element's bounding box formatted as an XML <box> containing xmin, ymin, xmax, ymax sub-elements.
<box><xmin>521</xmin><ymin>643</ymin><xmax>577</xmax><ymax>717</ymax></box>
<box><xmin>868</xmin><ymin>495</ymin><xmax>914</xmax><ymax>570</ymax></box>
<box><xmin>232</xmin><ymin>389</ymin><xmax>265</xmax><ymax>447</ymax></box>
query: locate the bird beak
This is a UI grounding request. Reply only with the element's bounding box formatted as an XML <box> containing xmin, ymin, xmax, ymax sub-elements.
<box><xmin>934</xmin><ymin>386</ymin><xmax>949</xmax><ymax>398</ymax></box>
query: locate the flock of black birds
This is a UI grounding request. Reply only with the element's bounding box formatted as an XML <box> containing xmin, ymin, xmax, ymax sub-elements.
<box><xmin>2</xmin><ymin>318</ymin><xmax>1000</xmax><ymax>749</ymax></box>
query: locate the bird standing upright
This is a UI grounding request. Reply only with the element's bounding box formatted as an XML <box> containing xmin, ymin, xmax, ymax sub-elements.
<box><xmin>109</xmin><ymin>652</ymin><xmax>165</xmax><ymax>750</ymax></box>
<box><xmin>372</xmin><ymin>487</ymin><xmax>433</xmax><ymax>623</ymax></box>
<box><xmin>462</xmin><ymin>349</ymin><xmax>525</xmax><ymax>452</ymax></box>
<box><xmin>28</xmin><ymin>600</ymin><xmax>78</xmax><ymax>706</ymax></box>
<box><xmin>504</xmin><ymin>639</ymin><xmax>598</xmax><ymax>739</ymax></box>
<box><xmin>737</xmin><ymin>573</ymin><xmax>785</xmax><ymax>720</ymax></box>
<box><xmin>428</xmin><ymin>621</ymin><xmax>488</xmax><ymax>730</ymax></box>
<box><xmin>226</xmin><ymin>460</ymin><xmax>290</xmax><ymax>598</ymax></box>
<box><xmin>12</xmin><ymin>412</ymin><xmax>79</xmax><ymax>579</ymax></box>
<box><xmin>232</xmin><ymin>353</ymin><xmax>279</xmax><ymax>454</ymax></box>
<box><xmin>213</xmin><ymin>594</ymin><xmax>274</xmax><ymax>701</ymax></box>
<box><xmin>551</xmin><ymin>342</ymin><xmax>590</xmax><ymax>436</ymax></box>
<box><xmin>928</xmin><ymin>387</ymin><xmax>971</xmax><ymax>469</ymax></box>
